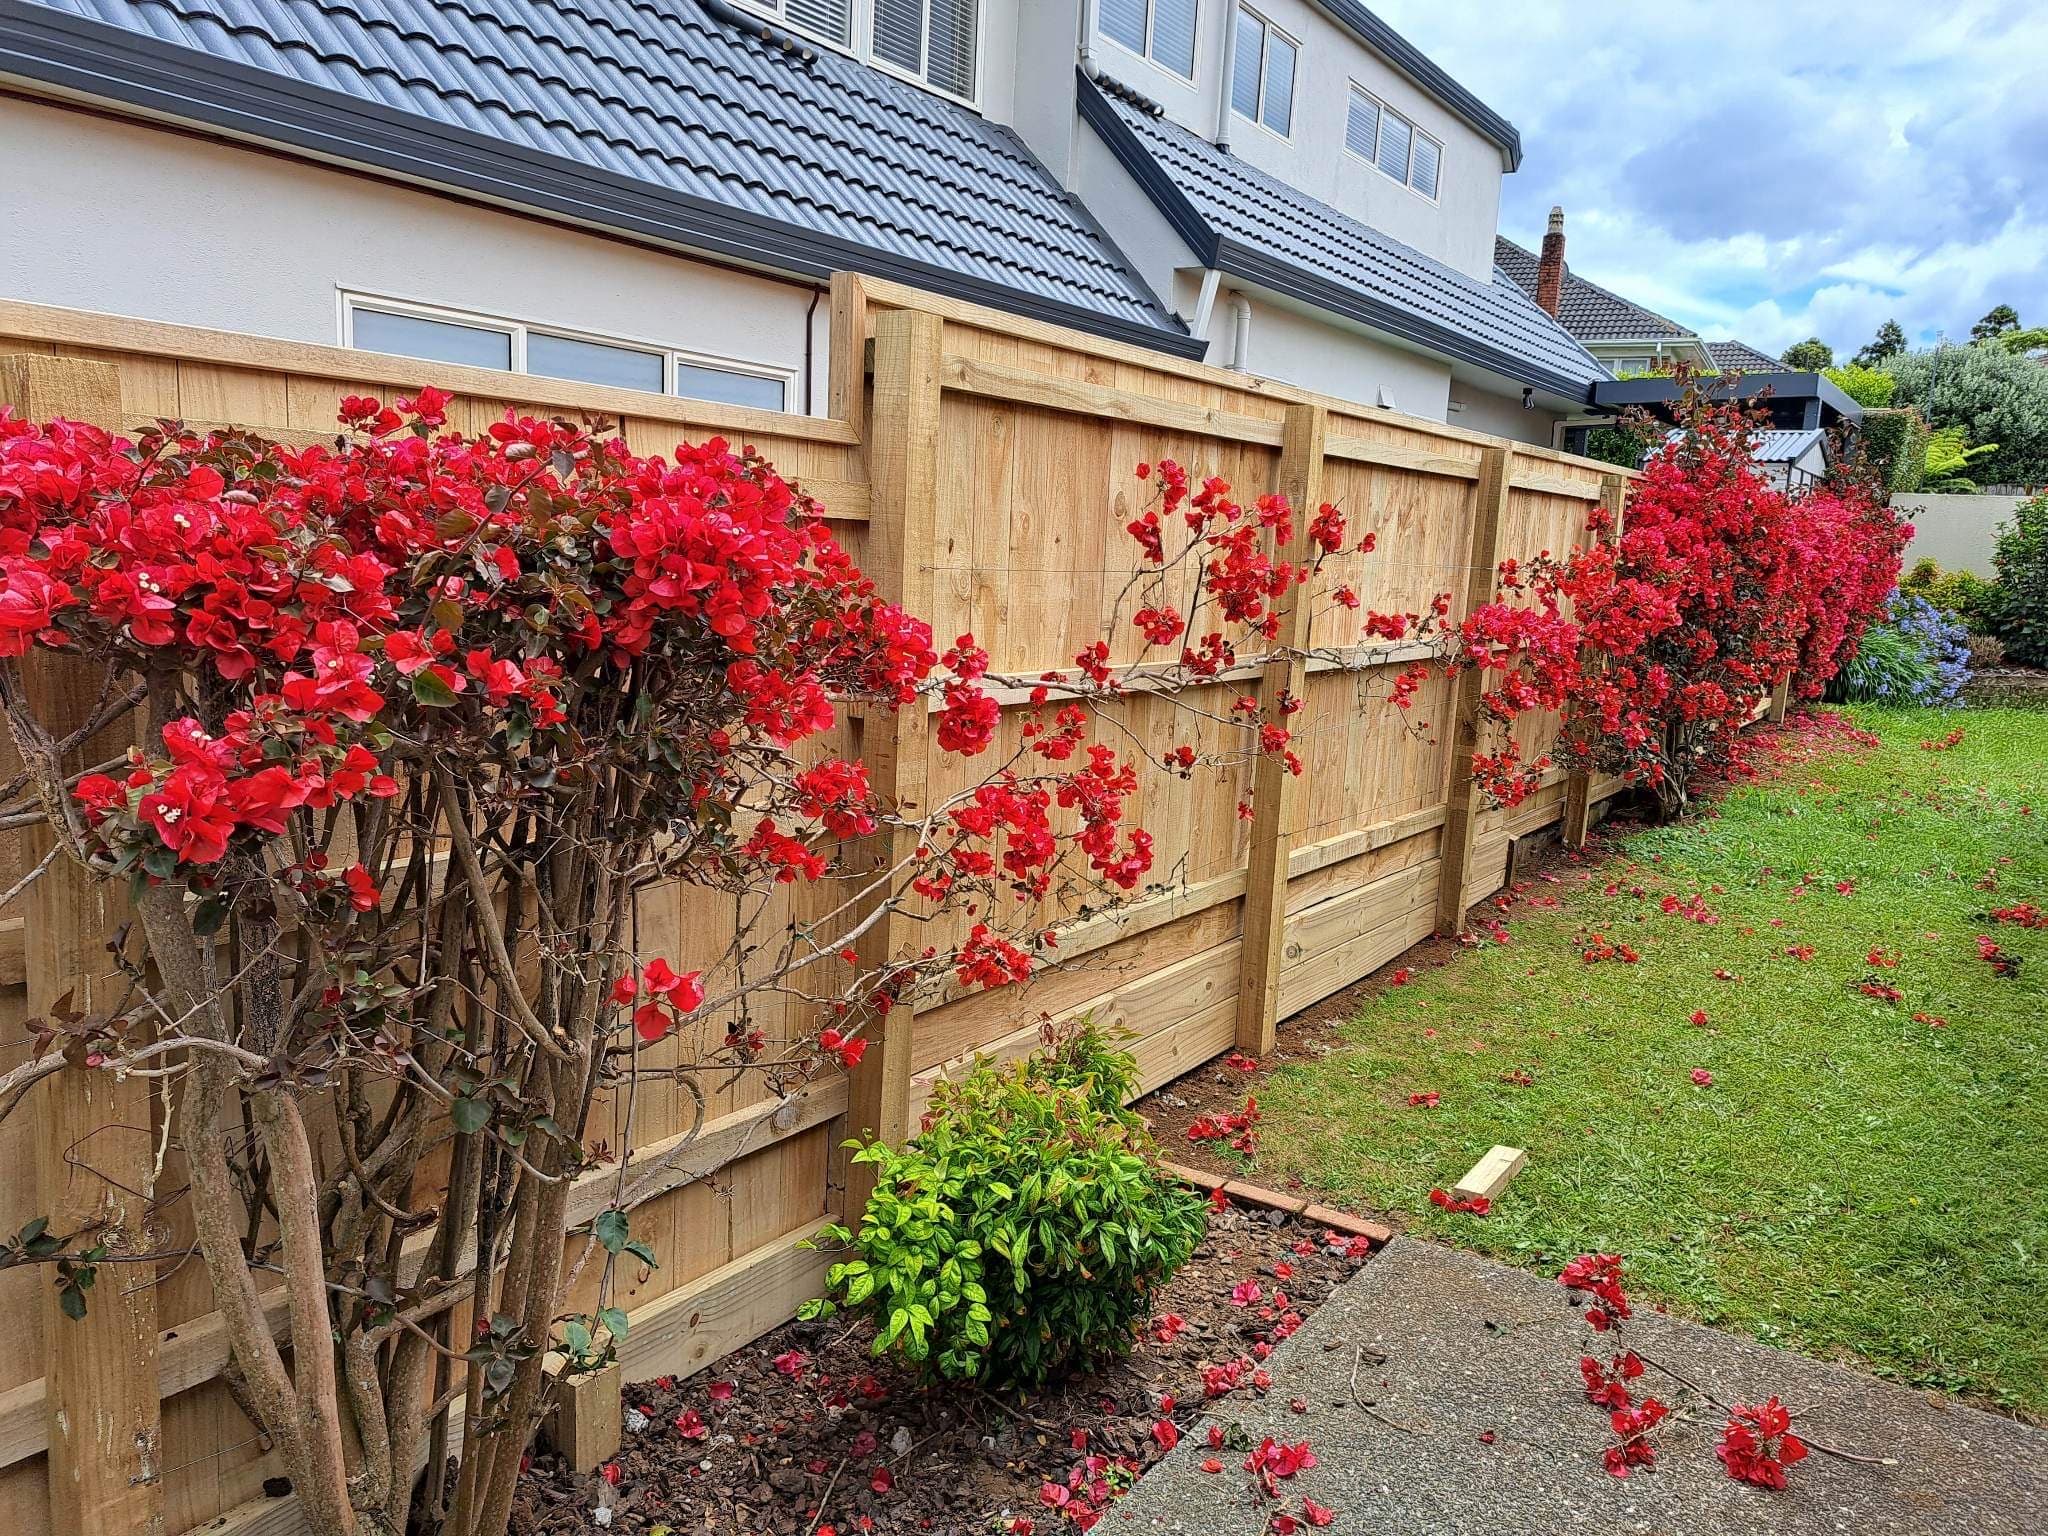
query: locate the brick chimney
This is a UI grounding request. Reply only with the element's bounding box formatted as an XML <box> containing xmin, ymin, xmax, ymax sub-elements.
<box><xmin>1536</xmin><ymin>205</ymin><xmax>1566</xmax><ymax>318</ymax></box>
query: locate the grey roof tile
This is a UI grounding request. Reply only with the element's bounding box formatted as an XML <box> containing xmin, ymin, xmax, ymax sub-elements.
<box><xmin>3</xmin><ymin>0</ymin><xmax>1197</xmax><ymax>352</ymax></box>
<box><xmin>1705</xmin><ymin>339</ymin><xmax>1785</xmax><ymax>373</ymax></box>
<box><xmin>1082</xmin><ymin>84</ymin><xmax>1609</xmax><ymax>397</ymax></box>
<box><xmin>1495</xmin><ymin>236</ymin><xmax>1695</xmax><ymax>343</ymax></box>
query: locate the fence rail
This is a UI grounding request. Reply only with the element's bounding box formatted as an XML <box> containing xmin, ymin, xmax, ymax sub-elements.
<box><xmin>0</xmin><ymin>274</ymin><xmax>1631</xmax><ymax>1535</ymax></box>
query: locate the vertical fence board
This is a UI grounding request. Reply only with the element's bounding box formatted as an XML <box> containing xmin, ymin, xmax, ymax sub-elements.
<box><xmin>0</xmin><ymin>355</ymin><xmax>165</xmax><ymax>1536</ymax></box>
<box><xmin>836</xmin><ymin>308</ymin><xmax>940</xmax><ymax>1216</ymax></box>
<box><xmin>1435</xmin><ymin>446</ymin><xmax>1513</xmax><ymax>935</ymax></box>
<box><xmin>1236</xmin><ymin>402</ymin><xmax>1328</xmax><ymax>1054</ymax></box>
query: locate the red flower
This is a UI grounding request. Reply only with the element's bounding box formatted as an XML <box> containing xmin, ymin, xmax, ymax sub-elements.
<box><xmin>1715</xmin><ymin>1397</ymin><xmax>1808</xmax><ymax>1489</ymax></box>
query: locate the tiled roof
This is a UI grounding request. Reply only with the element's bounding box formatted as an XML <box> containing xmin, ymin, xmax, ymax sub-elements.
<box><xmin>1705</xmin><ymin>339</ymin><xmax>1784</xmax><ymax>373</ymax></box>
<box><xmin>1083</xmin><ymin>85</ymin><xmax>1610</xmax><ymax>398</ymax></box>
<box><xmin>1495</xmin><ymin>237</ymin><xmax>1695</xmax><ymax>343</ymax></box>
<box><xmin>0</xmin><ymin>0</ymin><xmax>1199</xmax><ymax>353</ymax></box>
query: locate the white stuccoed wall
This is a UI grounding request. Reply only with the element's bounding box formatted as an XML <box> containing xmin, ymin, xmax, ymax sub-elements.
<box><xmin>0</xmin><ymin>95</ymin><xmax>827</xmax><ymax>409</ymax></box>
<box><xmin>1897</xmin><ymin>494</ymin><xmax>2027</xmax><ymax>578</ymax></box>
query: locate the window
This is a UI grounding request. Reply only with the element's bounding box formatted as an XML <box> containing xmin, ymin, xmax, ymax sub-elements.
<box><xmin>1344</xmin><ymin>86</ymin><xmax>1442</xmax><ymax>199</ymax></box>
<box><xmin>1231</xmin><ymin>9</ymin><xmax>1297</xmax><ymax>137</ymax></box>
<box><xmin>742</xmin><ymin>1</ymin><xmax>978</xmax><ymax>102</ymax></box>
<box><xmin>342</xmin><ymin>296</ymin><xmax>795</xmax><ymax>412</ymax></box>
<box><xmin>1100</xmin><ymin>0</ymin><xmax>1198</xmax><ymax>79</ymax></box>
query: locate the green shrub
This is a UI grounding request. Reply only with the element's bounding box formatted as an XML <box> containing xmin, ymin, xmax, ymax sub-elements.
<box><xmin>1989</xmin><ymin>492</ymin><xmax>2048</xmax><ymax>666</ymax></box>
<box><xmin>1900</xmin><ymin>557</ymin><xmax>1996</xmax><ymax>633</ymax></box>
<box><xmin>1582</xmin><ymin>422</ymin><xmax>1655</xmax><ymax>469</ymax></box>
<box><xmin>1858</xmin><ymin>408</ymin><xmax>1929</xmax><ymax>494</ymax></box>
<box><xmin>802</xmin><ymin>1023</ymin><xmax>1206</xmax><ymax>1389</ymax></box>
<box><xmin>1830</xmin><ymin>619</ymin><xmax>1935</xmax><ymax>702</ymax></box>
<box><xmin>1824</xmin><ymin>363</ymin><xmax>1897</xmax><ymax>408</ymax></box>
<box><xmin>1888</xmin><ymin>344</ymin><xmax>2048</xmax><ymax>486</ymax></box>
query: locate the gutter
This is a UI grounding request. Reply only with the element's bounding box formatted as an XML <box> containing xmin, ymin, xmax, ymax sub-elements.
<box><xmin>0</xmin><ymin>0</ymin><xmax>1211</xmax><ymax>362</ymax></box>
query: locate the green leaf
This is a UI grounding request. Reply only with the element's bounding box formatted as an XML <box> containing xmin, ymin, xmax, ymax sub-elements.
<box><xmin>598</xmin><ymin>1306</ymin><xmax>629</xmax><ymax>1342</ymax></box>
<box><xmin>411</xmin><ymin>667</ymin><xmax>461</xmax><ymax>708</ymax></box>
<box><xmin>449</xmin><ymin>1097</ymin><xmax>490</xmax><ymax>1134</ymax></box>
<box><xmin>594</xmin><ymin>1208</ymin><xmax>630</xmax><ymax>1255</ymax></box>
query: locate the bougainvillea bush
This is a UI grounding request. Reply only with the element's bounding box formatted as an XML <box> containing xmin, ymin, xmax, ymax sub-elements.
<box><xmin>802</xmin><ymin>1022</ymin><xmax>1207</xmax><ymax>1389</ymax></box>
<box><xmin>1458</xmin><ymin>378</ymin><xmax>1907</xmax><ymax>815</ymax></box>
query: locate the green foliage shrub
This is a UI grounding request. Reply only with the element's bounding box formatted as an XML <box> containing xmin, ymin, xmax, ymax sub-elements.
<box><xmin>1582</xmin><ymin>421</ymin><xmax>1657</xmax><ymax>470</ymax></box>
<box><xmin>1900</xmin><ymin>558</ymin><xmax>1996</xmax><ymax>633</ymax></box>
<box><xmin>803</xmin><ymin>1023</ymin><xmax>1207</xmax><ymax>1389</ymax></box>
<box><xmin>1888</xmin><ymin>345</ymin><xmax>2048</xmax><ymax>487</ymax></box>
<box><xmin>1824</xmin><ymin>363</ymin><xmax>1897</xmax><ymax>409</ymax></box>
<box><xmin>1989</xmin><ymin>492</ymin><xmax>2048</xmax><ymax>666</ymax></box>
<box><xmin>1858</xmin><ymin>408</ymin><xmax>1930</xmax><ymax>495</ymax></box>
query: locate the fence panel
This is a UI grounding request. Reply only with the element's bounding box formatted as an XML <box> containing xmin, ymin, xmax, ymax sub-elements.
<box><xmin>0</xmin><ymin>279</ymin><xmax>1631</xmax><ymax>1535</ymax></box>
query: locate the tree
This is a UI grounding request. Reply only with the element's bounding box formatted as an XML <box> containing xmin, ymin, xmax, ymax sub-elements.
<box><xmin>1852</xmin><ymin>320</ymin><xmax>1909</xmax><ymax>367</ymax></box>
<box><xmin>1780</xmin><ymin>337</ymin><xmax>1834</xmax><ymax>371</ymax></box>
<box><xmin>1887</xmin><ymin>342</ymin><xmax>2048</xmax><ymax>487</ymax></box>
<box><xmin>1970</xmin><ymin>304</ymin><xmax>2021</xmax><ymax>342</ymax></box>
<box><xmin>0</xmin><ymin>391</ymin><xmax>1438</xmax><ymax>1534</ymax></box>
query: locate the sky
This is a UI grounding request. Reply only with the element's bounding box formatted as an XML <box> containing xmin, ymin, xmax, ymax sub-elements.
<box><xmin>1372</xmin><ymin>0</ymin><xmax>2048</xmax><ymax>359</ymax></box>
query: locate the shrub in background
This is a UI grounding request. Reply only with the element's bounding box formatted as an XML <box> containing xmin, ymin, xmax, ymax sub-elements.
<box><xmin>1824</xmin><ymin>363</ymin><xmax>1897</xmax><ymax>409</ymax></box>
<box><xmin>1989</xmin><ymin>491</ymin><xmax>2048</xmax><ymax>666</ymax></box>
<box><xmin>1900</xmin><ymin>557</ymin><xmax>1996</xmax><ymax>633</ymax></box>
<box><xmin>805</xmin><ymin>1023</ymin><xmax>1207</xmax><ymax>1389</ymax></box>
<box><xmin>1887</xmin><ymin>344</ymin><xmax>2048</xmax><ymax>487</ymax></box>
<box><xmin>1858</xmin><ymin>408</ymin><xmax>1930</xmax><ymax>495</ymax></box>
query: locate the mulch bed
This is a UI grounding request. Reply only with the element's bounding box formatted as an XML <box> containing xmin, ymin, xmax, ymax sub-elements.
<box><xmin>510</xmin><ymin>1205</ymin><xmax>1375</xmax><ymax>1535</ymax></box>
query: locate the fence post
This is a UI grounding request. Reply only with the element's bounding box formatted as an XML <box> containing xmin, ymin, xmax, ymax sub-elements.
<box><xmin>1561</xmin><ymin>473</ymin><xmax>1629</xmax><ymax>849</ymax></box>
<box><xmin>1</xmin><ymin>355</ymin><xmax>165</xmax><ymax>1535</ymax></box>
<box><xmin>1235</xmin><ymin>402</ymin><xmax>1328</xmax><ymax>1056</ymax></box>
<box><xmin>836</xmin><ymin>308</ymin><xmax>939</xmax><ymax>1217</ymax></box>
<box><xmin>1435</xmin><ymin>445</ymin><xmax>1513</xmax><ymax>936</ymax></box>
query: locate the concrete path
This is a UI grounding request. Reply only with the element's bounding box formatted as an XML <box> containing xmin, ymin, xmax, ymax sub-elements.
<box><xmin>1118</xmin><ymin>1238</ymin><xmax>2046</xmax><ymax>1535</ymax></box>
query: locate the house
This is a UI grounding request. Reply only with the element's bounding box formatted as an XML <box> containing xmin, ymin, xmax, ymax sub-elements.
<box><xmin>1495</xmin><ymin>211</ymin><xmax>1780</xmax><ymax>382</ymax></box>
<box><xmin>1495</xmin><ymin>208</ymin><xmax>1860</xmax><ymax>469</ymax></box>
<box><xmin>0</xmin><ymin>0</ymin><xmax>1603</xmax><ymax>444</ymax></box>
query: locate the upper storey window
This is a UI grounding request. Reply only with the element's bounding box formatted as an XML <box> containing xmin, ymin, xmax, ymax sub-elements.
<box><xmin>1100</xmin><ymin>0</ymin><xmax>1199</xmax><ymax>79</ymax></box>
<box><xmin>740</xmin><ymin>1</ymin><xmax>979</xmax><ymax>104</ymax></box>
<box><xmin>1347</xmin><ymin>86</ymin><xmax>1442</xmax><ymax>199</ymax></box>
<box><xmin>1231</xmin><ymin>8</ymin><xmax>1297</xmax><ymax>137</ymax></box>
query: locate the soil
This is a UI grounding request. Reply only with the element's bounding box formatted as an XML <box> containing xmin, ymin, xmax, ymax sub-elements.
<box><xmin>509</xmin><ymin>1206</ymin><xmax>1376</xmax><ymax>1535</ymax></box>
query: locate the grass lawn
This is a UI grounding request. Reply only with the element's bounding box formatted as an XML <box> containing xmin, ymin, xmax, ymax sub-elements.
<box><xmin>1248</xmin><ymin>705</ymin><xmax>2048</xmax><ymax>1417</ymax></box>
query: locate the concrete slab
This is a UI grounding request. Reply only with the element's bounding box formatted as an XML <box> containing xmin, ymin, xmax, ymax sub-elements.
<box><xmin>1116</xmin><ymin>1238</ymin><xmax>2046</xmax><ymax>1535</ymax></box>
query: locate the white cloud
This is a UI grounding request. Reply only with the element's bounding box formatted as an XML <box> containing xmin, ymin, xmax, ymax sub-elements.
<box><xmin>1374</xmin><ymin>0</ymin><xmax>2048</xmax><ymax>358</ymax></box>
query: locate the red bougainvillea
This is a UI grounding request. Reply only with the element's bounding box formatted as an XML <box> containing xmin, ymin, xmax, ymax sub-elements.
<box><xmin>1457</xmin><ymin>380</ymin><xmax>1907</xmax><ymax>815</ymax></box>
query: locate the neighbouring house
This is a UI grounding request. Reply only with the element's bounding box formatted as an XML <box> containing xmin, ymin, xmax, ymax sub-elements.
<box><xmin>1496</xmin><ymin>208</ymin><xmax>1861</xmax><ymax>468</ymax></box>
<box><xmin>0</xmin><ymin>0</ymin><xmax>1605</xmax><ymax>445</ymax></box>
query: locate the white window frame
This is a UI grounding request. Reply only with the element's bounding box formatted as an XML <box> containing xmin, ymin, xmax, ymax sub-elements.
<box><xmin>734</xmin><ymin>0</ymin><xmax>983</xmax><ymax>109</ymax></box>
<box><xmin>1345</xmin><ymin>85</ymin><xmax>1442</xmax><ymax>202</ymax></box>
<box><xmin>1232</xmin><ymin>7</ymin><xmax>1299</xmax><ymax>140</ymax></box>
<box><xmin>1099</xmin><ymin>0</ymin><xmax>1199</xmax><ymax>81</ymax></box>
<box><xmin>339</xmin><ymin>293</ymin><xmax>798</xmax><ymax>412</ymax></box>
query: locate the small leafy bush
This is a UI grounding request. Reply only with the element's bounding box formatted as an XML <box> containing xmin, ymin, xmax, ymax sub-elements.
<box><xmin>1923</xmin><ymin>426</ymin><xmax>2001</xmax><ymax>493</ymax></box>
<box><xmin>803</xmin><ymin>1024</ymin><xmax>1207</xmax><ymax>1389</ymax></box>
<box><xmin>1989</xmin><ymin>492</ymin><xmax>2048</xmax><ymax>666</ymax></box>
<box><xmin>1831</xmin><ymin>591</ymin><xmax>1970</xmax><ymax>704</ymax></box>
<box><xmin>1900</xmin><ymin>558</ymin><xmax>1996</xmax><ymax>633</ymax></box>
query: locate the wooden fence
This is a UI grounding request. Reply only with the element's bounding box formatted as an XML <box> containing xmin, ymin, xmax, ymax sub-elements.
<box><xmin>0</xmin><ymin>274</ymin><xmax>1630</xmax><ymax>1535</ymax></box>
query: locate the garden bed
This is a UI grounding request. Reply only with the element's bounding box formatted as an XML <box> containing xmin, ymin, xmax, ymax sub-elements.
<box><xmin>510</xmin><ymin>1206</ymin><xmax>1376</xmax><ymax>1534</ymax></box>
